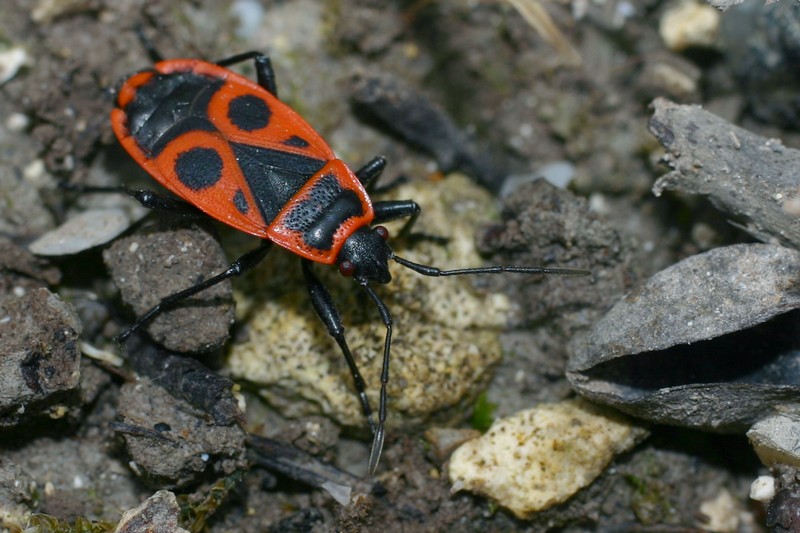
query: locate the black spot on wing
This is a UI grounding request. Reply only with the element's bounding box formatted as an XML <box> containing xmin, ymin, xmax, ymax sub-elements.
<box><xmin>233</xmin><ymin>189</ymin><xmax>249</xmax><ymax>214</ymax></box>
<box><xmin>282</xmin><ymin>135</ymin><xmax>310</xmax><ymax>148</ymax></box>
<box><xmin>175</xmin><ymin>147</ymin><xmax>223</xmax><ymax>190</ymax></box>
<box><xmin>283</xmin><ymin>173</ymin><xmax>364</xmax><ymax>250</ymax></box>
<box><xmin>228</xmin><ymin>94</ymin><xmax>272</xmax><ymax>132</ymax></box>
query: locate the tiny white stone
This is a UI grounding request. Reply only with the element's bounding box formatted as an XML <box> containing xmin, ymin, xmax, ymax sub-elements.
<box><xmin>231</xmin><ymin>0</ymin><xmax>265</xmax><ymax>39</ymax></box>
<box><xmin>750</xmin><ymin>475</ymin><xmax>775</xmax><ymax>502</ymax></box>
<box><xmin>660</xmin><ymin>1</ymin><xmax>720</xmax><ymax>52</ymax></box>
<box><xmin>0</xmin><ymin>47</ymin><xmax>28</xmax><ymax>85</ymax></box>
<box><xmin>698</xmin><ymin>489</ymin><xmax>741</xmax><ymax>532</ymax></box>
<box><xmin>5</xmin><ymin>112</ymin><xmax>29</xmax><ymax>131</ymax></box>
<box><xmin>23</xmin><ymin>159</ymin><xmax>46</xmax><ymax>181</ymax></box>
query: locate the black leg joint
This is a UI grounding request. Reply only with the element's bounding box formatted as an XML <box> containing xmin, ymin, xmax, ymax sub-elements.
<box><xmin>372</xmin><ymin>200</ymin><xmax>420</xmax><ymax>225</ymax></box>
<box><xmin>355</xmin><ymin>156</ymin><xmax>386</xmax><ymax>191</ymax></box>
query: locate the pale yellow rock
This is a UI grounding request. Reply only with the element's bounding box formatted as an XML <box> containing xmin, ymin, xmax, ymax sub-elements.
<box><xmin>448</xmin><ymin>399</ymin><xmax>647</xmax><ymax>518</ymax></box>
<box><xmin>697</xmin><ymin>489</ymin><xmax>742</xmax><ymax>533</ymax></box>
<box><xmin>227</xmin><ymin>175</ymin><xmax>510</xmax><ymax>429</ymax></box>
<box><xmin>660</xmin><ymin>1</ymin><xmax>720</xmax><ymax>52</ymax></box>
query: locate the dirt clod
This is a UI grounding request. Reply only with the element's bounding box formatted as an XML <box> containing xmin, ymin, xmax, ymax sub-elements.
<box><xmin>0</xmin><ymin>287</ymin><xmax>82</xmax><ymax>427</ymax></box>
<box><xmin>115</xmin><ymin>378</ymin><xmax>246</xmax><ymax>489</ymax></box>
<box><xmin>104</xmin><ymin>218</ymin><xmax>234</xmax><ymax>353</ymax></box>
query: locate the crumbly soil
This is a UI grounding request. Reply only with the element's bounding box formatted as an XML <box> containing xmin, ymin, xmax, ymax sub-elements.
<box><xmin>0</xmin><ymin>0</ymin><xmax>788</xmax><ymax>531</ymax></box>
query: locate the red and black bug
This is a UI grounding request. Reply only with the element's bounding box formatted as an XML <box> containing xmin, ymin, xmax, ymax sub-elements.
<box><xmin>109</xmin><ymin>51</ymin><xmax>588</xmax><ymax>474</ymax></box>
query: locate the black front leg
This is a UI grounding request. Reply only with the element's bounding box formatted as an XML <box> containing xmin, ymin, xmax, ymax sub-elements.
<box><xmin>301</xmin><ymin>260</ymin><xmax>376</xmax><ymax>433</ymax></box>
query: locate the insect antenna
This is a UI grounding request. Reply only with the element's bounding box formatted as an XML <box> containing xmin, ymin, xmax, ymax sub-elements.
<box><xmin>359</xmin><ymin>255</ymin><xmax>587</xmax><ymax>473</ymax></box>
<box><xmin>392</xmin><ymin>255</ymin><xmax>591</xmax><ymax>278</ymax></box>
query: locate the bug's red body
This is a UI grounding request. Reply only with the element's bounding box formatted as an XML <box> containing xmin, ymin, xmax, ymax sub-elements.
<box><xmin>111</xmin><ymin>59</ymin><xmax>374</xmax><ymax>265</ymax></box>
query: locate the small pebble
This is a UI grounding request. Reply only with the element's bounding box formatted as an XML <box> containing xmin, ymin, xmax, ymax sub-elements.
<box><xmin>5</xmin><ymin>112</ymin><xmax>29</xmax><ymax>131</ymax></box>
<box><xmin>660</xmin><ymin>1</ymin><xmax>720</xmax><ymax>51</ymax></box>
<box><xmin>448</xmin><ymin>399</ymin><xmax>647</xmax><ymax>518</ymax></box>
<box><xmin>114</xmin><ymin>490</ymin><xmax>189</xmax><ymax>533</ymax></box>
<box><xmin>748</xmin><ymin>412</ymin><xmax>800</xmax><ymax>467</ymax></box>
<box><xmin>0</xmin><ymin>47</ymin><xmax>27</xmax><ymax>85</ymax></box>
<box><xmin>29</xmin><ymin>208</ymin><xmax>134</xmax><ymax>256</ymax></box>
<box><xmin>750</xmin><ymin>475</ymin><xmax>776</xmax><ymax>502</ymax></box>
<box><xmin>697</xmin><ymin>489</ymin><xmax>741</xmax><ymax>532</ymax></box>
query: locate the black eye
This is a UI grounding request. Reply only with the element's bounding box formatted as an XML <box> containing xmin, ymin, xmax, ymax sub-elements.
<box><xmin>339</xmin><ymin>260</ymin><xmax>355</xmax><ymax>277</ymax></box>
<box><xmin>374</xmin><ymin>225</ymin><xmax>389</xmax><ymax>240</ymax></box>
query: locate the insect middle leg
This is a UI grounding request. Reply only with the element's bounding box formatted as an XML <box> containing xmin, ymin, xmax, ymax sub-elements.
<box><xmin>60</xmin><ymin>182</ymin><xmax>202</xmax><ymax>216</ymax></box>
<box><xmin>373</xmin><ymin>199</ymin><xmax>447</xmax><ymax>244</ymax></box>
<box><xmin>354</xmin><ymin>156</ymin><xmax>386</xmax><ymax>193</ymax></box>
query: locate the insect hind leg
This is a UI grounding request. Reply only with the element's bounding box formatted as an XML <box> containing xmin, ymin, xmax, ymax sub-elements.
<box><xmin>117</xmin><ymin>241</ymin><xmax>273</xmax><ymax>343</ymax></box>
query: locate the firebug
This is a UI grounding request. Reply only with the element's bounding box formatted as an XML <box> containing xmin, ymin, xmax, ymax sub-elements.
<box><xmin>108</xmin><ymin>50</ymin><xmax>588</xmax><ymax>474</ymax></box>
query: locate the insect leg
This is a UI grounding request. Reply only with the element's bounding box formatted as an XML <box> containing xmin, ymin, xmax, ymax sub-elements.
<box><xmin>367</xmin><ymin>175</ymin><xmax>411</xmax><ymax>196</ymax></box>
<box><xmin>134</xmin><ymin>25</ymin><xmax>164</xmax><ymax>63</ymax></box>
<box><xmin>215</xmin><ymin>52</ymin><xmax>278</xmax><ymax>97</ymax></box>
<box><xmin>372</xmin><ymin>199</ymin><xmax>420</xmax><ymax>226</ymax></box>
<box><xmin>301</xmin><ymin>260</ymin><xmax>377</xmax><ymax>434</ymax></box>
<box><xmin>354</xmin><ymin>156</ymin><xmax>386</xmax><ymax>192</ymax></box>
<box><xmin>373</xmin><ymin>199</ymin><xmax>447</xmax><ymax>244</ymax></box>
<box><xmin>117</xmin><ymin>241</ymin><xmax>274</xmax><ymax>342</ymax></box>
<box><xmin>60</xmin><ymin>182</ymin><xmax>201</xmax><ymax>215</ymax></box>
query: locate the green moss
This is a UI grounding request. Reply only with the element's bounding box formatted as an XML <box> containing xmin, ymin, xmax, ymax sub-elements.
<box><xmin>25</xmin><ymin>514</ymin><xmax>116</xmax><ymax>533</ymax></box>
<box><xmin>469</xmin><ymin>391</ymin><xmax>497</xmax><ymax>432</ymax></box>
<box><xmin>623</xmin><ymin>472</ymin><xmax>675</xmax><ymax>525</ymax></box>
<box><xmin>178</xmin><ymin>471</ymin><xmax>244</xmax><ymax>533</ymax></box>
